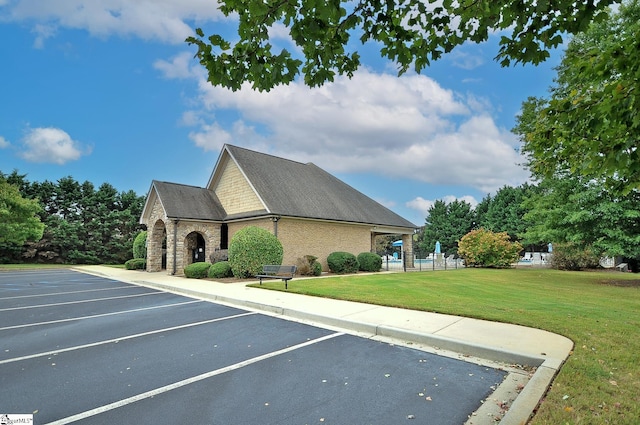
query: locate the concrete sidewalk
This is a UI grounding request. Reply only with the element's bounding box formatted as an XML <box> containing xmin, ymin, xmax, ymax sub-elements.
<box><xmin>74</xmin><ymin>265</ymin><xmax>573</xmax><ymax>425</ymax></box>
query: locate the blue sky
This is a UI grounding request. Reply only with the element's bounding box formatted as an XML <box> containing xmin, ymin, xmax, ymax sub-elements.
<box><xmin>0</xmin><ymin>1</ymin><xmax>563</xmax><ymax>226</ymax></box>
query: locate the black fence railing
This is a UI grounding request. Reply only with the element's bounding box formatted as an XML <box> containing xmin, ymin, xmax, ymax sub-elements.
<box><xmin>378</xmin><ymin>249</ymin><xmax>464</xmax><ymax>272</ymax></box>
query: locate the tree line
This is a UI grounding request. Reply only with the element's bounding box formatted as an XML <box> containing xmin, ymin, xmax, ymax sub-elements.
<box><xmin>0</xmin><ymin>171</ymin><xmax>145</xmax><ymax>264</ymax></box>
<box><xmin>413</xmin><ymin>184</ymin><xmax>535</xmax><ymax>258</ymax></box>
<box><xmin>407</xmin><ymin>178</ymin><xmax>638</xmax><ymax>271</ymax></box>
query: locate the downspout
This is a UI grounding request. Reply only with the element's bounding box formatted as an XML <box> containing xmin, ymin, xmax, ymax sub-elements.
<box><xmin>272</xmin><ymin>216</ymin><xmax>280</xmax><ymax>237</ymax></box>
<box><xmin>172</xmin><ymin>219</ymin><xmax>179</xmax><ymax>275</ymax></box>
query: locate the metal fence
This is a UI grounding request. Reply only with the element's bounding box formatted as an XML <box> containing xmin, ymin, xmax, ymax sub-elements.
<box><xmin>379</xmin><ymin>250</ymin><xmax>464</xmax><ymax>272</ymax></box>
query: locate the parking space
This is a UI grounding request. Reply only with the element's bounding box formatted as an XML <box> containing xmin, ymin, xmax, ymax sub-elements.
<box><xmin>0</xmin><ymin>270</ymin><xmax>507</xmax><ymax>424</ymax></box>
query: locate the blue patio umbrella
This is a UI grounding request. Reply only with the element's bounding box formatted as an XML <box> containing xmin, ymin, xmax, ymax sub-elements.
<box><xmin>392</xmin><ymin>240</ymin><xmax>403</xmax><ymax>247</ymax></box>
<box><xmin>435</xmin><ymin>241</ymin><xmax>441</xmax><ymax>254</ymax></box>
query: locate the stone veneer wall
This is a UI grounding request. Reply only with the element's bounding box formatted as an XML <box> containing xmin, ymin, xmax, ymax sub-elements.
<box><xmin>143</xmin><ymin>193</ymin><xmax>222</xmax><ymax>275</ymax></box>
<box><xmin>145</xmin><ymin>197</ymin><xmax>167</xmax><ymax>273</ymax></box>
<box><xmin>175</xmin><ymin>221</ymin><xmax>221</xmax><ymax>275</ymax></box>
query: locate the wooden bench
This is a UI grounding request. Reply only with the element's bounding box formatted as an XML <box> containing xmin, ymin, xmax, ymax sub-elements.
<box><xmin>256</xmin><ymin>265</ymin><xmax>297</xmax><ymax>289</ymax></box>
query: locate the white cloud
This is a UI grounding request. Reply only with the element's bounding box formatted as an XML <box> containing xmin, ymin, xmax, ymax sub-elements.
<box><xmin>4</xmin><ymin>0</ymin><xmax>225</xmax><ymax>45</ymax></box>
<box><xmin>188</xmin><ymin>122</ymin><xmax>232</xmax><ymax>152</ymax></box>
<box><xmin>160</xmin><ymin>62</ymin><xmax>528</xmax><ymax>193</ymax></box>
<box><xmin>0</xmin><ymin>136</ymin><xmax>9</xmax><ymax>148</ymax></box>
<box><xmin>447</xmin><ymin>49</ymin><xmax>485</xmax><ymax>70</ymax></box>
<box><xmin>154</xmin><ymin>51</ymin><xmax>197</xmax><ymax>79</ymax></box>
<box><xmin>406</xmin><ymin>195</ymin><xmax>479</xmax><ymax>220</ymax></box>
<box><xmin>19</xmin><ymin>127</ymin><xmax>90</xmax><ymax>164</ymax></box>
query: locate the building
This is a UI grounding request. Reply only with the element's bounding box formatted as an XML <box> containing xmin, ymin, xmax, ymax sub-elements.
<box><xmin>140</xmin><ymin>144</ymin><xmax>417</xmax><ymax>274</ymax></box>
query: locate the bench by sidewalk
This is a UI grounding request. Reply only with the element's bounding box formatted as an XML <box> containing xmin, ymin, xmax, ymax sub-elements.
<box><xmin>256</xmin><ymin>265</ymin><xmax>297</xmax><ymax>289</ymax></box>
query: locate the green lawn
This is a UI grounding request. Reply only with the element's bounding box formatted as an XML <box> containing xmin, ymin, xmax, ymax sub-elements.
<box><xmin>255</xmin><ymin>268</ymin><xmax>640</xmax><ymax>424</ymax></box>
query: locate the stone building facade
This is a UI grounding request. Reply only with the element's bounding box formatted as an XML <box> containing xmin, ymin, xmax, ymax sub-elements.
<box><xmin>140</xmin><ymin>144</ymin><xmax>416</xmax><ymax>275</ymax></box>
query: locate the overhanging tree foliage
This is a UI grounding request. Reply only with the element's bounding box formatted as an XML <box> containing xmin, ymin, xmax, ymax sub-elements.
<box><xmin>517</xmin><ymin>0</ymin><xmax>640</xmax><ymax>195</ymax></box>
<box><xmin>187</xmin><ymin>0</ymin><xmax>614</xmax><ymax>91</ymax></box>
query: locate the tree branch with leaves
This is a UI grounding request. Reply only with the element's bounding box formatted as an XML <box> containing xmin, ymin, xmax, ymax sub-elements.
<box><xmin>187</xmin><ymin>0</ymin><xmax>613</xmax><ymax>91</ymax></box>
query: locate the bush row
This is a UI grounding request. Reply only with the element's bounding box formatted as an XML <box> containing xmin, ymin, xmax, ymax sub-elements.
<box><xmin>181</xmin><ymin>252</ymin><xmax>384</xmax><ymax>279</ymax></box>
<box><xmin>326</xmin><ymin>251</ymin><xmax>383</xmax><ymax>274</ymax></box>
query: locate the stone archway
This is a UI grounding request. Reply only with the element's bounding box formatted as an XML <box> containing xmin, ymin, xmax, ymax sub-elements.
<box><xmin>184</xmin><ymin>231</ymin><xmax>206</xmax><ymax>266</ymax></box>
<box><xmin>147</xmin><ymin>219</ymin><xmax>167</xmax><ymax>272</ymax></box>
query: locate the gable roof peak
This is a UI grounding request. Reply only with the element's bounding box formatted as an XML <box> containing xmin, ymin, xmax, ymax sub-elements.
<box><xmin>210</xmin><ymin>144</ymin><xmax>416</xmax><ymax>228</ymax></box>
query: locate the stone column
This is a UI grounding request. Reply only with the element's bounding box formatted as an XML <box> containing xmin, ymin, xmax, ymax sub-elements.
<box><xmin>402</xmin><ymin>234</ymin><xmax>414</xmax><ymax>268</ymax></box>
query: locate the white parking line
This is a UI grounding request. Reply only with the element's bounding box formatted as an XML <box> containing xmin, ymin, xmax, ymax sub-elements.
<box><xmin>0</xmin><ymin>311</ymin><xmax>258</xmax><ymax>365</ymax></box>
<box><xmin>0</xmin><ymin>299</ymin><xmax>203</xmax><ymax>331</ymax></box>
<box><xmin>45</xmin><ymin>332</ymin><xmax>344</xmax><ymax>425</ymax></box>
<box><xmin>0</xmin><ymin>291</ymin><xmax>165</xmax><ymax>312</ymax></box>
<box><xmin>0</xmin><ymin>285</ymin><xmax>144</xmax><ymax>301</ymax></box>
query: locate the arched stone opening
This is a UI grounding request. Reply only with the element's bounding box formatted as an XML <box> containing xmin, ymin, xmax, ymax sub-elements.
<box><xmin>147</xmin><ymin>219</ymin><xmax>167</xmax><ymax>272</ymax></box>
<box><xmin>184</xmin><ymin>231</ymin><xmax>207</xmax><ymax>267</ymax></box>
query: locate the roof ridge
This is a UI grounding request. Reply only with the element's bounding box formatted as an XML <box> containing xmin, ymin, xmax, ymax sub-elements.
<box><xmin>226</xmin><ymin>144</ymin><xmax>307</xmax><ymax>167</ymax></box>
<box><xmin>154</xmin><ymin>180</ymin><xmax>207</xmax><ymax>190</ymax></box>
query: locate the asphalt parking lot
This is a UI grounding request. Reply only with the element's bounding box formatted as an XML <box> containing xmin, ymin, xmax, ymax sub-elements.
<box><xmin>1</xmin><ymin>269</ymin><xmax>507</xmax><ymax>424</ymax></box>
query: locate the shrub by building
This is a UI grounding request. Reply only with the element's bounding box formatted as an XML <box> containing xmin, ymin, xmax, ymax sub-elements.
<box><xmin>125</xmin><ymin>258</ymin><xmax>146</xmax><ymax>270</ymax></box>
<box><xmin>133</xmin><ymin>231</ymin><xmax>147</xmax><ymax>259</ymax></box>
<box><xmin>208</xmin><ymin>261</ymin><xmax>233</xmax><ymax>278</ymax></box>
<box><xmin>296</xmin><ymin>255</ymin><xmax>323</xmax><ymax>276</ymax></box>
<box><xmin>327</xmin><ymin>251</ymin><xmax>359</xmax><ymax>274</ymax></box>
<box><xmin>357</xmin><ymin>252</ymin><xmax>382</xmax><ymax>272</ymax></box>
<box><xmin>228</xmin><ymin>226</ymin><xmax>284</xmax><ymax>278</ymax></box>
<box><xmin>184</xmin><ymin>262</ymin><xmax>212</xmax><ymax>278</ymax></box>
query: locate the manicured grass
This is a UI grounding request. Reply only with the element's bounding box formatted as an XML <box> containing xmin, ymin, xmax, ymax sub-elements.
<box><xmin>255</xmin><ymin>268</ymin><xmax>640</xmax><ymax>424</ymax></box>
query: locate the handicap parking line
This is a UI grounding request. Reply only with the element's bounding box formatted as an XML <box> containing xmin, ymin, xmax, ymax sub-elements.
<box><xmin>0</xmin><ymin>291</ymin><xmax>166</xmax><ymax>312</ymax></box>
<box><xmin>0</xmin><ymin>311</ymin><xmax>258</xmax><ymax>365</ymax></box>
<box><xmin>45</xmin><ymin>331</ymin><xmax>344</xmax><ymax>425</ymax></box>
<box><xmin>0</xmin><ymin>299</ymin><xmax>203</xmax><ymax>331</ymax></box>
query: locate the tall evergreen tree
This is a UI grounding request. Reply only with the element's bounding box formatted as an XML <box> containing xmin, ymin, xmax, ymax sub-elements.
<box><xmin>418</xmin><ymin>199</ymin><xmax>474</xmax><ymax>256</ymax></box>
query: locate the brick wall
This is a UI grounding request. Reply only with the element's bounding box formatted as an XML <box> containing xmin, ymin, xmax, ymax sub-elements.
<box><xmin>278</xmin><ymin>218</ymin><xmax>371</xmax><ymax>270</ymax></box>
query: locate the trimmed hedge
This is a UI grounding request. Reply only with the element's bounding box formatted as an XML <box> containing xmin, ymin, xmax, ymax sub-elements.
<box><xmin>133</xmin><ymin>231</ymin><xmax>147</xmax><ymax>259</ymax></box>
<box><xmin>228</xmin><ymin>226</ymin><xmax>283</xmax><ymax>278</ymax></box>
<box><xmin>124</xmin><ymin>258</ymin><xmax>146</xmax><ymax>270</ymax></box>
<box><xmin>208</xmin><ymin>261</ymin><xmax>233</xmax><ymax>278</ymax></box>
<box><xmin>184</xmin><ymin>262</ymin><xmax>212</xmax><ymax>278</ymax></box>
<box><xmin>357</xmin><ymin>252</ymin><xmax>382</xmax><ymax>272</ymax></box>
<box><xmin>327</xmin><ymin>251</ymin><xmax>359</xmax><ymax>274</ymax></box>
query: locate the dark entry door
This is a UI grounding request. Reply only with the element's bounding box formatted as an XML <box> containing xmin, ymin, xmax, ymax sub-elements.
<box><xmin>192</xmin><ymin>233</ymin><xmax>206</xmax><ymax>263</ymax></box>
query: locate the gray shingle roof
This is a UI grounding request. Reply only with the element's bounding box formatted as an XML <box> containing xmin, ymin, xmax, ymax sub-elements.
<box><xmin>152</xmin><ymin>181</ymin><xmax>225</xmax><ymax>221</ymax></box>
<box><xmin>224</xmin><ymin>145</ymin><xmax>417</xmax><ymax>228</ymax></box>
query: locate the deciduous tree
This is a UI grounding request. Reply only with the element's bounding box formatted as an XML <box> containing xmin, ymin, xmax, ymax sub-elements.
<box><xmin>187</xmin><ymin>0</ymin><xmax>613</xmax><ymax>91</ymax></box>
<box><xmin>516</xmin><ymin>1</ymin><xmax>640</xmax><ymax>194</ymax></box>
<box><xmin>0</xmin><ymin>179</ymin><xmax>44</xmax><ymax>250</ymax></box>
